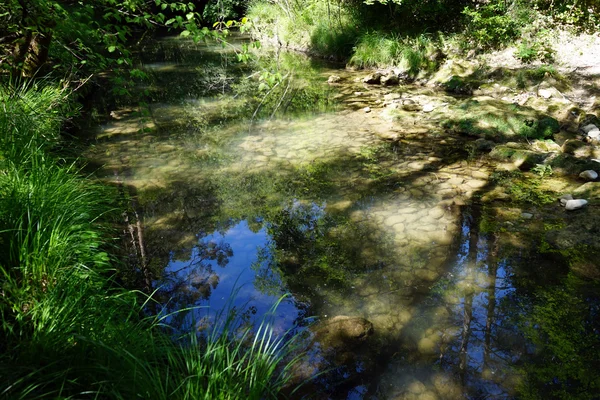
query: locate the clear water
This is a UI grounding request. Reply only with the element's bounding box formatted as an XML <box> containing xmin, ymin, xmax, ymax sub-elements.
<box><xmin>84</xmin><ymin>36</ymin><xmax>600</xmax><ymax>399</ymax></box>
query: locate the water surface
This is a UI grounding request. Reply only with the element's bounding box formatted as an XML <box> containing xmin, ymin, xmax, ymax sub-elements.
<box><xmin>84</xmin><ymin>36</ymin><xmax>600</xmax><ymax>399</ymax></box>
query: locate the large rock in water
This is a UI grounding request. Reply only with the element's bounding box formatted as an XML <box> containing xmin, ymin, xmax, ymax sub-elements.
<box><xmin>288</xmin><ymin>316</ymin><xmax>375</xmax><ymax>390</ymax></box>
<box><xmin>363</xmin><ymin>72</ymin><xmax>383</xmax><ymax>84</ymax></box>
<box><xmin>312</xmin><ymin>315</ymin><xmax>374</xmax><ymax>349</ymax></box>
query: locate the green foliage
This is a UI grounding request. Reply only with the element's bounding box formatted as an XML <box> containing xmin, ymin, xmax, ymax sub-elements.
<box><xmin>531</xmin><ymin>163</ymin><xmax>553</xmax><ymax>178</ymax></box>
<box><xmin>490</xmin><ymin>170</ymin><xmax>555</xmax><ymax>205</ymax></box>
<box><xmin>349</xmin><ymin>32</ymin><xmax>440</xmax><ymax>74</ymax></box>
<box><xmin>462</xmin><ymin>1</ymin><xmax>521</xmax><ymax>48</ymax></box>
<box><xmin>531</xmin><ymin>0</ymin><xmax>600</xmax><ymax>29</ymax></box>
<box><xmin>517</xmin><ymin>275</ymin><xmax>600</xmax><ymax>399</ymax></box>
<box><xmin>0</xmin><ymin>0</ymin><xmax>214</xmax><ymax>80</ymax></box>
<box><xmin>516</xmin><ymin>28</ymin><xmax>555</xmax><ymax>63</ymax></box>
<box><xmin>247</xmin><ymin>0</ymin><xmax>362</xmax><ymax>59</ymax></box>
<box><xmin>515</xmin><ymin>65</ymin><xmax>560</xmax><ymax>89</ymax></box>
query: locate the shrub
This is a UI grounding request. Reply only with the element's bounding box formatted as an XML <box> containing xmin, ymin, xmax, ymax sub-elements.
<box><xmin>462</xmin><ymin>1</ymin><xmax>521</xmax><ymax>48</ymax></box>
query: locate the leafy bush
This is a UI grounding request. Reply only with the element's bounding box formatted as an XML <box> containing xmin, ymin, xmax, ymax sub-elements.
<box><xmin>349</xmin><ymin>32</ymin><xmax>441</xmax><ymax>74</ymax></box>
<box><xmin>462</xmin><ymin>1</ymin><xmax>521</xmax><ymax>48</ymax></box>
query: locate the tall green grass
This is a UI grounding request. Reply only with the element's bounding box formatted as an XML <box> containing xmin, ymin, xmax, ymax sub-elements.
<box><xmin>0</xmin><ymin>82</ymin><xmax>298</xmax><ymax>399</ymax></box>
<box><xmin>349</xmin><ymin>32</ymin><xmax>441</xmax><ymax>75</ymax></box>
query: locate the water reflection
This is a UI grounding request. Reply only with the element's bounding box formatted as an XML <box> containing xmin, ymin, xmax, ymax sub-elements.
<box><xmin>156</xmin><ymin>220</ymin><xmax>303</xmax><ymax>335</ymax></box>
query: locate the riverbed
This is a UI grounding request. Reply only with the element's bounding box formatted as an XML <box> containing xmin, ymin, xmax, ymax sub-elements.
<box><xmin>83</xmin><ymin>36</ymin><xmax>600</xmax><ymax>399</ymax></box>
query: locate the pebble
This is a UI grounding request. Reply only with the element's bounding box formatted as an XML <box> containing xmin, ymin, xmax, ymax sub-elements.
<box><xmin>422</xmin><ymin>104</ymin><xmax>435</xmax><ymax>113</ymax></box>
<box><xmin>364</xmin><ymin>107</ymin><xmax>371</xmax><ymax>113</ymax></box>
<box><xmin>565</xmin><ymin>199</ymin><xmax>588</xmax><ymax>211</ymax></box>
<box><xmin>521</xmin><ymin>212</ymin><xmax>533</xmax><ymax>219</ymax></box>
<box><xmin>579</xmin><ymin>170</ymin><xmax>598</xmax><ymax>180</ymax></box>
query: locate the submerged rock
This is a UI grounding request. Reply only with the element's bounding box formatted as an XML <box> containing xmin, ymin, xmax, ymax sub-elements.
<box><xmin>565</xmin><ymin>199</ymin><xmax>588</xmax><ymax>211</ymax></box>
<box><xmin>579</xmin><ymin>170</ymin><xmax>598</xmax><ymax>180</ymax></box>
<box><xmin>312</xmin><ymin>316</ymin><xmax>374</xmax><ymax>349</ymax></box>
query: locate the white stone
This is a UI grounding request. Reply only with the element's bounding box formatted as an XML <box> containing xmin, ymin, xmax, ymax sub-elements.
<box><xmin>538</xmin><ymin>89</ymin><xmax>552</xmax><ymax>99</ymax></box>
<box><xmin>422</xmin><ymin>104</ymin><xmax>435</xmax><ymax>113</ymax></box>
<box><xmin>364</xmin><ymin>107</ymin><xmax>371</xmax><ymax>113</ymax></box>
<box><xmin>565</xmin><ymin>199</ymin><xmax>588</xmax><ymax>211</ymax></box>
<box><xmin>588</xmin><ymin>128</ymin><xmax>600</xmax><ymax>139</ymax></box>
<box><xmin>579</xmin><ymin>170</ymin><xmax>598</xmax><ymax>180</ymax></box>
<box><xmin>521</xmin><ymin>212</ymin><xmax>533</xmax><ymax>219</ymax></box>
<box><xmin>580</xmin><ymin>124</ymin><xmax>599</xmax><ymax>134</ymax></box>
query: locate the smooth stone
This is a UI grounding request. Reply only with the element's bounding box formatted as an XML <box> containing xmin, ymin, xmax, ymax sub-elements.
<box><xmin>521</xmin><ymin>212</ymin><xmax>534</xmax><ymax>219</ymax></box>
<box><xmin>565</xmin><ymin>199</ymin><xmax>588</xmax><ymax>211</ymax></box>
<box><xmin>472</xmin><ymin>170</ymin><xmax>489</xmax><ymax>179</ymax></box>
<box><xmin>580</xmin><ymin>124</ymin><xmax>599</xmax><ymax>134</ymax></box>
<box><xmin>385</xmin><ymin>215</ymin><xmax>405</xmax><ymax>226</ymax></box>
<box><xmin>588</xmin><ymin>128</ymin><xmax>600</xmax><ymax>139</ymax></box>
<box><xmin>538</xmin><ymin>89</ymin><xmax>552</xmax><ymax>99</ymax></box>
<box><xmin>364</xmin><ymin>107</ymin><xmax>372</xmax><ymax>113</ymax></box>
<box><xmin>559</xmin><ymin>194</ymin><xmax>573</xmax><ymax>206</ymax></box>
<box><xmin>579</xmin><ymin>170</ymin><xmax>598</xmax><ymax>180</ymax></box>
<box><xmin>466</xmin><ymin>179</ymin><xmax>487</xmax><ymax>189</ymax></box>
<box><xmin>429</xmin><ymin>207</ymin><xmax>445</xmax><ymax>219</ymax></box>
<box><xmin>422</xmin><ymin>104</ymin><xmax>435</xmax><ymax>113</ymax></box>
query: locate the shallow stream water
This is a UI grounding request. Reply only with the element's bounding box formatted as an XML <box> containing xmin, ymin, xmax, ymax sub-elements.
<box><xmin>84</xmin><ymin>36</ymin><xmax>600</xmax><ymax>399</ymax></box>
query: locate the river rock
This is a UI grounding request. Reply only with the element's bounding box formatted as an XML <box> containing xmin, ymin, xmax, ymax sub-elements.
<box><xmin>588</xmin><ymin>128</ymin><xmax>600</xmax><ymax>140</ymax></box>
<box><xmin>363</xmin><ymin>72</ymin><xmax>383</xmax><ymax>84</ymax></box>
<box><xmin>474</xmin><ymin>138</ymin><xmax>496</xmax><ymax>151</ymax></box>
<box><xmin>573</xmin><ymin>182</ymin><xmax>600</xmax><ymax>199</ymax></box>
<box><xmin>579</xmin><ymin>170</ymin><xmax>598</xmax><ymax>180</ymax></box>
<box><xmin>580</xmin><ymin>123</ymin><xmax>599</xmax><ymax>135</ymax></box>
<box><xmin>402</xmin><ymin>99</ymin><xmax>422</xmax><ymax>112</ymax></box>
<box><xmin>565</xmin><ymin>199</ymin><xmax>588</xmax><ymax>211</ymax></box>
<box><xmin>538</xmin><ymin>88</ymin><xmax>553</xmax><ymax>99</ymax></box>
<box><xmin>521</xmin><ymin>212</ymin><xmax>533</xmax><ymax>219</ymax></box>
<box><xmin>422</xmin><ymin>104</ymin><xmax>435</xmax><ymax>113</ymax></box>
<box><xmin>364</xmin><ymin>107</ymin><xmax>371</xmax><ymax>113</ymax></box>
<box><xmin>327</xmin><ymin>75</ymin><xmax>341</xmax><ymax>84</ymax></box>
<box><xmin>559</xmin><ymin>194</ymin><xmax>573</xmax><ymax>206</ymax></box>
<box><xmin>312</xmin><ymin>316</ymin><xmax>374</xmax><ymax>349</ymax></box>
<box><xmin>383</xmin><ymin>93</ymin><xmax>402</xmax><ymax>102</ymax></box>
<box><xmin>381</xmin><ymin>74</ymin><xmax>399</xmax><ymax>86</ymax></box>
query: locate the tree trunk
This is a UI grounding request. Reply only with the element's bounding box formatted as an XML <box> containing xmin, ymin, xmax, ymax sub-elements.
<box><xmin>23</xmin><ymin>30</ymin><xmax>53</xmax><ymax>76</ymax></box>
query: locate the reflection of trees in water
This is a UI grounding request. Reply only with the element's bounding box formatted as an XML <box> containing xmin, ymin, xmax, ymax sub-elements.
<box><xmin>439</xmin><ymin>208</ymin><xmax>600</xmax><ymax>399</ymax></box>
<box><xmin>155</xmin><ymin>239</ymin><xmax>233</xmax><ymax>328</ymax></box>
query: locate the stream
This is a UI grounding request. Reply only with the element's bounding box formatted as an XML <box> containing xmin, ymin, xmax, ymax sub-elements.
<box><xmin>83</xmin><ymin>36</ymin><xmax>600</xmax><ymax>399</ymax></box>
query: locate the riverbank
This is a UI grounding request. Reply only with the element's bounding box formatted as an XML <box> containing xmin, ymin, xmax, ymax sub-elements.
<box><xmin>0</xmin><ymin>82</ymin><xmax>296</xmax><ymax>398</ymax></box>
